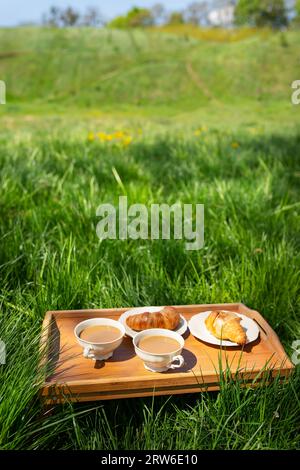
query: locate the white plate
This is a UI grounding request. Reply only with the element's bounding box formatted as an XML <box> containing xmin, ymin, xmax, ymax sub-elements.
<box><xmin>188</xmin><ymin>310</ymin><xmax>260</xmax><ymax>347</ymax></box>
<box><xmin>119</xmin><ymin>306</ymin><xmax>188</xmax><ymax>338</ymax></box>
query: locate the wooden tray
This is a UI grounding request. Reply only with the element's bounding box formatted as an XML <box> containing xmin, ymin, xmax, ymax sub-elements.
<box><xmin>41</xmin><ymin>303</ymin><xmax>294</xmax><ymax>403</ymax></box>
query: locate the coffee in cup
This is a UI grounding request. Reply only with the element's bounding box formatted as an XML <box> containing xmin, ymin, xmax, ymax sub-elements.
<box><xmin>133</xmin><ymin>328</ymin><xmax>185</xmax><ymax>372</ymax></box>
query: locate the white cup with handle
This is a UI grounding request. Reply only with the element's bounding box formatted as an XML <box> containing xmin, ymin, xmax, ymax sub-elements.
<box><xmin>74</xmin><ymin>318</ymin><xmax>125</xmax><ymax>361</ymax></box>
<box><xmin>133</xmin><ymin>328</ymin><xmax>185</xmax><ymax>372</ymax></box>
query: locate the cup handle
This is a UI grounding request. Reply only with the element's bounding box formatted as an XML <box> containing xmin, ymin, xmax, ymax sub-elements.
<box><xmin>83</xmin><ymin>345</ymin><xmax>94</xmax><ymax>359</ymax></box>
<box><xmin>170</xmin><ymin>355</ymin><xmax>184</xmax><ymax>369</ymax></box>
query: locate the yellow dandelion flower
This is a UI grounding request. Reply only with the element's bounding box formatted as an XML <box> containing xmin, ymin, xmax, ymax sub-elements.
<box><xmin>97</xmin><ymin>132</ymin><xmax>107</xmax><ymax>142</ymax></box>
<box><xmin>106</xmin><ymin>134</ymin><xmax>114</xmax><ymax>141</ymax></box>
<box><xmin>87</xmin><ymin>132</ymin><xmax>95</xmax><ymax>141</ymax></box>
<box><xmin>194</xmin><ymin>126</ymin><xmax>208</xmax><ymax>137</ymax></box>
<box><xmin>122</xmin><ymin>136</ymin><xmax>132</xmax><ymax>147</ymax></box>
<box><xmin>114</xmin><ymin>131</ymin><xmax>125</xmax><ymax>139</ymax></box>
<box><xmin>231</xmin><ymin>142</ymin><xmax>240</xmax><ymax>149</ymax></box>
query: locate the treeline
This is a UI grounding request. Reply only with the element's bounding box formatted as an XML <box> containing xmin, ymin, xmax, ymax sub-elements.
<box><xmin>42</xmin><ymin>6</ymin><xmax>103</xmax><ymax>27</ymax></box>
<box><xmin>42</xmin><ymin>1</ymin><xmax>300</xmax><ymax>29</ymax></box>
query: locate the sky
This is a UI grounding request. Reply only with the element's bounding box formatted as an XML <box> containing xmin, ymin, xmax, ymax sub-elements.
<box><xmin>0</xmin><ymin>0</ymin><xmax>196</xmax><ymax>27</ymax></box>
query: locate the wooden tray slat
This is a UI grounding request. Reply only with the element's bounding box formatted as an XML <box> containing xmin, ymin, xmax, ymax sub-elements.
<box><xmin>40</xmin><ymin>304</ymin><xmax>294</xmax><ymax>403</ymax></box>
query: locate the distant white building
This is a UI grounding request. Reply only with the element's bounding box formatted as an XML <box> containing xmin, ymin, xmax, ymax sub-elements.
<box><xmin>208</xmin><ymin>5</ymin><xmax>235</xmax><ymax>27</ymax></box>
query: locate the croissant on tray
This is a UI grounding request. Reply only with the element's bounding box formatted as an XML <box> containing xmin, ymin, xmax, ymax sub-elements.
<box><xmin>126</xmin><ymin>306</ymin><xmax>180</xmax><ymax>331</ymax></box>
<box><xmin>205</xmin><ymin>310</ymin><xmax>247</xmax><ymax>345</ymax></box>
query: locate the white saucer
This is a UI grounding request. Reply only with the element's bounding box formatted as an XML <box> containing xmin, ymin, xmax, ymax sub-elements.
<box><xmin>118</xmin><ymin>306</ymin><xmax>188</xmax><ymax>338</ymax></box>
<box><xmin>188</xmin><ymin>310</ymin><xmax>260</xmax><ymax>347</ymax></box>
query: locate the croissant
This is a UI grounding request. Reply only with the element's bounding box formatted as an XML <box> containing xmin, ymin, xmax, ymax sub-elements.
<box><xmin>126</xmin><ymin>306</ymin><xmax>180</xmax><ymax>331</ymax></box>
<box><xmin>205</xmin><ymin>310</ymin><xmax>247</xmax><ymax>345</ymax></box>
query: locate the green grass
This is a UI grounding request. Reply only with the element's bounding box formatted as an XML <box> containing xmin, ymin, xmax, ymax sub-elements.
<box><xmin>0</xmin><ymin>27</ymin><xmax>299</xmax><ymax>118</ymax></box>
<box><xmin>0</xmin><ymin>26</ymin><xmax>299</xmax><ymax>450</ymax></box>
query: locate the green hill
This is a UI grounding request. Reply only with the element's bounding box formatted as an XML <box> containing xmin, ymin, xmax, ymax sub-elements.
<box><xmin>0</xmin><ymin>28</ymin><xmax>299</xmax><ymax>105</ymax></box>
<box><xmin>0</xmin><ymin>27</ymin><xmax>299</xmax><ymax>129</ymax></box>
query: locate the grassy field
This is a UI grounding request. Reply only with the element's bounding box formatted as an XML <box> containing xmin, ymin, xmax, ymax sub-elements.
<box><xmin>0</xmin><ymin>27</ymin><xmax>299</xmax><ymax>450</ymax></box>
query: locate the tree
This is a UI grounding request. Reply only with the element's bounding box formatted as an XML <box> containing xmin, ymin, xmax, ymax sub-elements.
<box><xmin>185</xmin><ymin>2</ymin><xmax>209</xmax><ymax>25</ymax></box>
<box><xmin>291</xmin><ymin>0</ymin><xmax>300</xmax><ymax>26</ymax></box>
<box><xmin>42</xmin><ymin>5</ymin><xmax>104</xmax><ymax>28</ymax></box>
<box><xmin>151</xmin><ymin>3</ymin><xmax>166</xmax><ymax>24</ymax></box>
<box><xmin>109</xmin><ymin>7</ymin><xmax>154</xmax><ymax>28</ymax></box>
<box><xmin>128</xmin><ymin>8</ymin><xmax>154</xmax><ymax>27</ymax></box>
<box><xmin>82</xmin><ymin>7</ymin><xmax>103</xmax><ymax>27</ymax></box>
<box><xmin>235</xmin><ymin>0</ymin><xmax>288</xmax><ymax>28</ymax></box>
<box><xmin>167</xmin><ymin>12</ymin><xmax>185</xmax><ymax>25</ymax></box>
<box><xmin>42</xmin><ymin>6</ymin><xmax>61</xmax><ymax>27</ymax></box>
<box><xmin>60</xmin><ymin>7</ymin><xmax>80</xmax><ymax>27</ymax></box>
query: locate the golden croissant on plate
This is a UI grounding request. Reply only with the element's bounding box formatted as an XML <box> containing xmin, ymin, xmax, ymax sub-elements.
<box><xmin>205</xmin><ymin>310</ymin><xmax>247</xmax><ymax>345</ymax></box>
<box><xmin>126</xmin><ymin>306</ymin><xmax>180</xmax><ymax>331</ymax></box>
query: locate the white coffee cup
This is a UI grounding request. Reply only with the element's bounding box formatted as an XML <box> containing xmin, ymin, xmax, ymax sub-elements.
<box><xmin>133</xmin><ymin>328</ymin><xmax>185</xmax><ymax>372</ymax></box>
<box><xmin>74</xmin><ymin>318</ymin><xmax>125</xmax><ymax>361</ymax></box>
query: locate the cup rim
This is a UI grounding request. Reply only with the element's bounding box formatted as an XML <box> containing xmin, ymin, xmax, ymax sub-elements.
<box><xmin>74</xmin><ymin>318</ymin><xmax>125</xmax><ymax>345</ymax></box>
<box><xmin>133</xmin><ymin>328</ymin><xmax>183</xmax><ymax>356</ymax></box>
